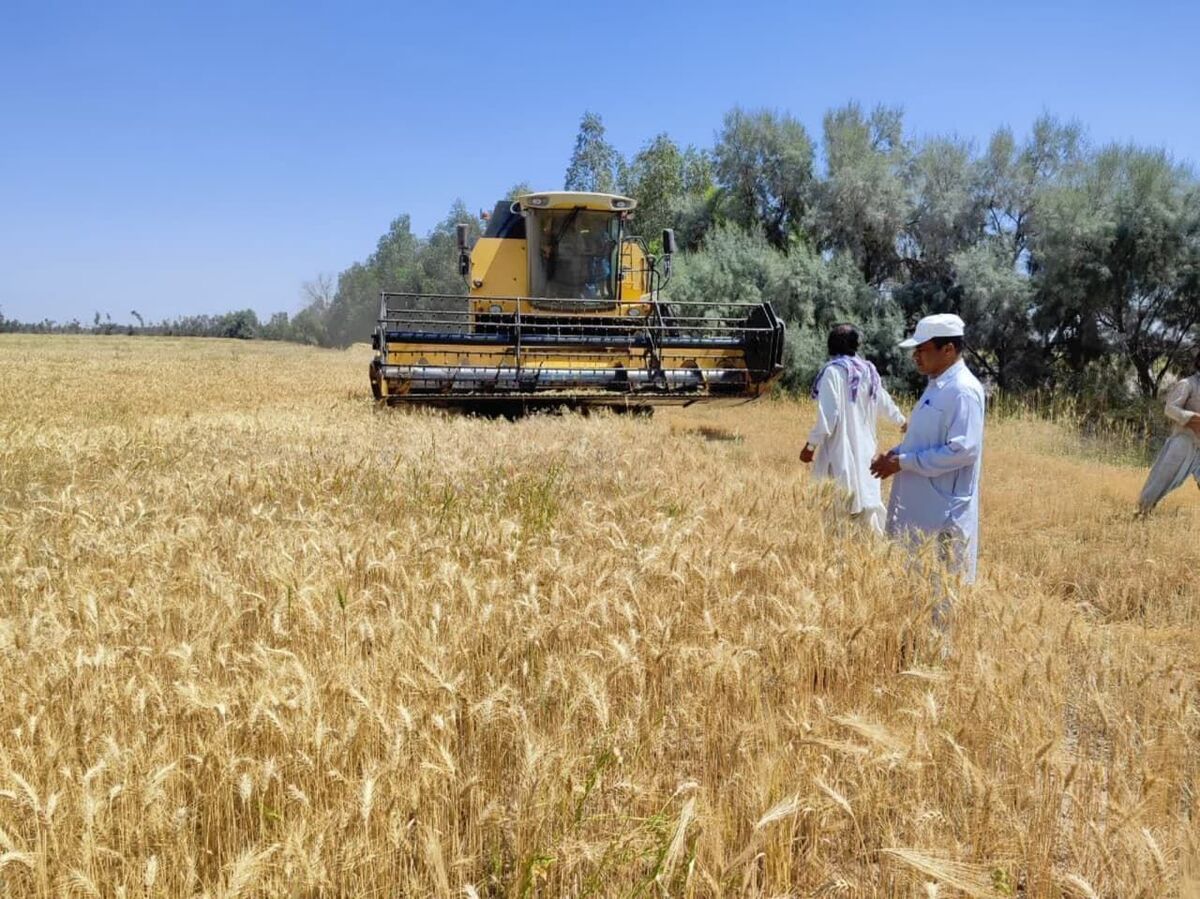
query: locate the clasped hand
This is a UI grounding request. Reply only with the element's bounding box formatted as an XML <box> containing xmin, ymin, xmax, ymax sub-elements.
<box><xmin>870</xmin><ymin>451</ymin><xmax>902</xmax><ymax>480</ymax></box>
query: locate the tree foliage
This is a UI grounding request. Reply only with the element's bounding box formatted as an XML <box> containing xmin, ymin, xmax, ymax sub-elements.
<box><xmin>20</xmin><ymin>106</ymin><xmax>1197</xmax><ymax>403</ymax></box>
<box><xmin>713</xmin><ymin>108</ymin><xmax>815</xmax><ymax>249</ymax></box>
<box><xmin>564</xmin><ymin>112</ymin><xmax>619</xmax><ymax>193</ymax></box>
<box><xmin>621</xmin><ymin>134</ymin><xmax>684</xmax><ymax>249</ymax></box>
<box><xmin>814</xmin><ymin>103</ymin><xmax>908</xmax><ymax>286</ymax></box>
<box><xmin>1032</xmin><ymin>144</ymin><xmax>1200</xmax><ymax>395</ymax></box>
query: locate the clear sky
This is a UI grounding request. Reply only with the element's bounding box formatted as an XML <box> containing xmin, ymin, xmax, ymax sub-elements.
<box><xmin>2</xmin><ymin>0</ymin><xmax>1197</xmax><ymax>325</ymax></box>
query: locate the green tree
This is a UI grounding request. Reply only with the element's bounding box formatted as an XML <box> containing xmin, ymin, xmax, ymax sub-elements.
<box><xmin>951</xmin><ymin>241</ymin><xmax>1041</xmax><ymax>389</ymax></box>
<box><xmin>813</xmin><ymin>103</ymin><xmax>909</xmax><ymax>286</ymax></box>
<box><xmin>621</xmin><ymin>134</ymin><xmax>684</xmax><ymax>246</ymax></box>
<box><xmin>779</xmin><ymin>242</ymin><xmax>908</xmax><ymax>389</ymax></box>
<box><xmin>218</xmin><ymin>309</ymin><xmax>259</xmax><ymax>339</ymax></box>
<box><xmin>1033</xmin><ymin>144</ymin><xmax>1200</xmax><ymax>396</ymax></box>
<box><xmin>419</xmin><ymin>199</ymin><xmax>483</xmax><ymax>296</ymax></box>
<box><xmin>902</xmin><ymin>136</ymin><xmax>984</xmax><ymax>283</ymax></box>
<box><xmin>980</xmin><ymin>115</ymin><xmax>1083</xmax><ymax>264</ymax></box>
<box><xmin>923</xmin><ymin>115</ymin><xmax>1082</xmax><ymax>389</ymax></box>
<box><xmin>667</xmin><ymin>147</ymin><xmax>719</xmax><ymax>251</ymax></box>
<box><xmin>713</xmin><ymin>107</ymin><xmax>814</xmax><ymax>248</ymax></box>
<box><xmin>891</xmin><ymin>136</ymin><xmax>990</xmax><ymax>377</ymax></box>
<box><xmin>666</xmin><ymin>224</ymin><xmax>903</xmax><ymax>390</ymax></box>
<box><xmin>324</xmin><ymin>216</ymin><xmax>421</xmax><ymax>347</ymax></box>
<box><xmin>288</xmin><ymin>306</ymin><xmax>327</xmax><ymax>346</ymax></box>
<box><xmin>259</xmin><ymin>312</ymin><xmax>290</xmax><ymax>341</ymax></box>
<box><xmin>325</xmin><ymin>262</ymin><xmax>381</xmax><ymax>347</ymax></box>
<box><xmin>667</xmin><ymin>223</ymin><xmax>790</xmax><ymax>314</ymax></box>
<box><xmin>681</xmin><ymin>146</ymin><xmax>714</xmax><ymax>195</ymax></box>
<box><xmin>505</xmin><ymin>182</ymin><xmax>533</xmax><ymax>201</ymax></box>
<box><xmin>564</xmin><ymin>112</ymin><xmax>619</xmax><ymax>193</ymax></box>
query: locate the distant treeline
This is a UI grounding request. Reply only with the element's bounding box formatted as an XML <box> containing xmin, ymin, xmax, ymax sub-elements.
<box><xmin>0</xmin><ymin>308</ymin><xmax>318</xmax><ymax>343</ymax></box>
<box><xmin>7</xmin><ymin>104</ymin><xmax>1198</xmax><ymax>404</ymax></box>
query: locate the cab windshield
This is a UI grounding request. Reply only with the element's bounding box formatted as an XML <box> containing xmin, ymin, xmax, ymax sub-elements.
<box><xmin>536</xmin><ymin>209</ymin><xmax>619</xmax><ymax>299</ymax></box>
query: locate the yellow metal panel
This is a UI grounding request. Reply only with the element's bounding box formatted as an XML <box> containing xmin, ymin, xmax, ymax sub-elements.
<box><xmin>469</xmin><ymin>238</ymin><xmax>527</xmax><ymax>300</ymax></box>
<box><xmin>619</xmin><ymin>241</ymin><xmax>650</xmax><ymax>301</ymax></box>
<box><xmin>386</xmin><ymin>343</ymin><xmax>746</xmax><ymax>373</ymax></box>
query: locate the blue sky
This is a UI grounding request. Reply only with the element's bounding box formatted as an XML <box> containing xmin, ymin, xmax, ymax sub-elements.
<box><xmin>2</xmin><ymin>0</ymin><xmax>1197</xmax><ymax>324</ymax></box>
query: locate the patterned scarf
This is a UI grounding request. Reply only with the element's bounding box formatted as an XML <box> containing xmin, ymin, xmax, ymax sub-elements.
<box><xmin>811</xmin><ymin>355</ymin><xmax>880</xmax><ymax>403</ymax></box>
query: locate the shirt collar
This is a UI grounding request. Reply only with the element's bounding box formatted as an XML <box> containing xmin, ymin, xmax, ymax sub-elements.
<box><xmin>932</xmin><ymin>359</ymin><xmax>965</xmax><ymax>390</ymax></box>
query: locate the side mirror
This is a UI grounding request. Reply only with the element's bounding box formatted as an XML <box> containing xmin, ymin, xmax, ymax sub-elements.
<box><xmin>456</xmin><ymin>223</ymin><xmax>471</xmax><ymax>279</ymax></box>
<box><xmin>659</xmin><ymin>229</ymin><xmax>676</xmax><ymax>283</ymax></box>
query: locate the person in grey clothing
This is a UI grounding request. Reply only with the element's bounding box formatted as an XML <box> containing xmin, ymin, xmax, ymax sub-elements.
<box><xmin>1137</xmin><ymin>350</ymin><xmax>1200</xmax><ymax>515</ymax></box>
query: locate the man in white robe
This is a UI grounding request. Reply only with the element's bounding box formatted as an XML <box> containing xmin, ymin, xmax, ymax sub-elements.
<box><xmin>871</xmin><ymin>314</ymin><xmax>985</xmax><ymax>624</ymax></box>
<box><xmin>1137</xmin><ymin>351</ymin><xmax>1200</xmax><ymax>514</ymax></box>
<box><xmin>801</xmin><ymin>324</ymin><xmax>906</xmax><ymax>533</ymax></box>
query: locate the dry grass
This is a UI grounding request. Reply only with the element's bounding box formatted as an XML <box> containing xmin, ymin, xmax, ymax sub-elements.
<box><xmin>0</xmin><ymin>334</ymin><xmax>1197</xmax><ymax>897</ymax></box>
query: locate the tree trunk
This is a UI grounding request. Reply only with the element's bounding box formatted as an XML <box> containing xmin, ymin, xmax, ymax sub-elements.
<box><xmin>1134</xmin><ymin>356</ymin><xmax>1156</xmax><ymax>398</ymax></box>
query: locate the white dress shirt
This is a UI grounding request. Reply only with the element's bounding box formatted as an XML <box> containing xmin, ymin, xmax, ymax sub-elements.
<box><xmin>886</xmin><ymin>359</ymin><xmax>986</xmax><ymax>582</ymax></box>
<box><xmin>808</xmin><ymin>360</ymin><xmax>906</xmax><ymax>524</ymax></box>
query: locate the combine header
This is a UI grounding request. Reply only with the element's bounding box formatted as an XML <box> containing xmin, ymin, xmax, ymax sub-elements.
<box><xmin>369</xmin><ymin>191</ymin><xmax>784</xmax><ymax>412</ymax></box>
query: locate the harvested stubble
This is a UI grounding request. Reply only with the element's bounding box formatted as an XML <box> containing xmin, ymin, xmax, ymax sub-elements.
<box><xmin>0</xmin><ymin>334</ymin><xmax>1197</xmax><ymax>898</ymax></box>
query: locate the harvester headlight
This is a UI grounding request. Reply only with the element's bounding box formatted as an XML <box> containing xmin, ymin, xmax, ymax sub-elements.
<box><xmin>527</xmin><ymin>196</ymin><xmax>549</xmax><ymax>207</ymax></box>
<box><xmin>489</xmin><ymin>304</ymin><xmax>503</xmax><ymax>314</ymax></box>
<box><xmin>626</xmin><ymin>305</ymin><xmax>643</xmax><ymax>316</ymax></box>
<box><xmin>611</xmin><ymin>198</ymin><xmax>630</xmax><ymax>209</ymax></box>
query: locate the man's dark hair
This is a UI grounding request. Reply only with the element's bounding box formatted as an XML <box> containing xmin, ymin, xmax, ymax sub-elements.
<box><xmin>827</xmin><ymin>323</ymin><xmax>860</xmax><ymax>357</ymax></box>
<box><xmin>930</xmin><ymin>335</ymin><xmax>964</xmax><ymax>353</ymax></box>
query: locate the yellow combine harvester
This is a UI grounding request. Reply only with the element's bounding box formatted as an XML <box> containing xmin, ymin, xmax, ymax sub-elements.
<box><xmin>369</xmin><ymin>190</ymin><xmax>784</xmax><ymax>412</ymax></box>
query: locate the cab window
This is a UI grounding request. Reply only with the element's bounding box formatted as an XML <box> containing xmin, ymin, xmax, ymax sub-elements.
<box><xmin>536</xmin><ymin>209</ymin><xmax>618</xmax><ymax>299</ymax></box>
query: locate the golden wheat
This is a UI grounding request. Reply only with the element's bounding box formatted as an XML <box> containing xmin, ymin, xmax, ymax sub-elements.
<box><xmin>0</xmin><ymin>334</ymin><xmax>1197</xmax><ymax>897</ymax></box>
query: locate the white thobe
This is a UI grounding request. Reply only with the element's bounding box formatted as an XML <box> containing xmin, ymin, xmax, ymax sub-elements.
<box><xmin>1138</xmin><ymin>373</ymin><xmax>1200</xmax><ymax>512</ymax></box>
<box><xmin>807</xmin><ymin>361</ymin><xmax>906</xmax><ymax>532</ymax></box>
<box><xmin>886</xmin><ymin>360</ymin><xmax>986</xmax><ymax>583</ymax></box>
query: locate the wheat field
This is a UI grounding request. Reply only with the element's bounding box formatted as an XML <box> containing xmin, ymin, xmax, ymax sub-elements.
<box><xmin>0</xmin><ymin>334</ymin><xmax>1197</xmax><ymax>897</ymax></box>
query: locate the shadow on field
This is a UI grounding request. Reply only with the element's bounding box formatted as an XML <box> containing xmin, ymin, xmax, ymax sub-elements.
<box><xmin>671</xmin><ymin>424</ymin><xmax>743</xmax><ymax>443</ymax></box>
<box><xmin>372</xmin><ymin>400</ymin><xmax>657</xmax><ymax>421</ymax></box>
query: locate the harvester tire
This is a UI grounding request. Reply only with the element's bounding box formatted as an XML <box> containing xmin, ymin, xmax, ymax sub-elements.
<box><xmin>368</xmin><ymin>360</ymin><xmax>382</xmax><ymax>400</ymax></box>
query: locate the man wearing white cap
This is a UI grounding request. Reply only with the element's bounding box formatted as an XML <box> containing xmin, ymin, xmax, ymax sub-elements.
<box><xmin>870</xmin><ymin>314</ymin><xmax>985</xmax><ymax>614</ymax></box>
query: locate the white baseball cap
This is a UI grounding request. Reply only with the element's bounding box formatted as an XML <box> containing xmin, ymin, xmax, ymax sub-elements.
<box><xmin>898</xmin><ymin>313</ymin><xmax>966</xmax><ymax>348</ymax></box>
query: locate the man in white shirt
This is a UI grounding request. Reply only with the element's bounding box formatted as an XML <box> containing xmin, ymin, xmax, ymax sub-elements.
<box><xmin>1137</xmin><ymin>351</ymin><xmax>1200</xmax><ymax>514</ymax></box>
<box><xmin>800</xmin><ymin>324</ymin><xmax>906</xmax><ymax>533</ymax></box>
<box><xmin>871</xmin><ymin>314</ymin><xmax>985</xmax><ymax>621</ymax></box>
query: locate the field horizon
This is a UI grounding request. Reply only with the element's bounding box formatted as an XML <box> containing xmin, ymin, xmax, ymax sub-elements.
<box><xmin>1</xmin><ymin>334</ymin><xmax>1197</xmax><ymax>897</ymax></box>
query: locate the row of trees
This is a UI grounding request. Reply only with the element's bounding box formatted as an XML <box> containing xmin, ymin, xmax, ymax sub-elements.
<box><xmin>0</xmin><ymin>308</ymin><xmax>295</xmax><ymax>341</ymax></box>
<box><xmin>9</xmin><ymin>105</ymin><xmax>1195</xmax><ymax>402</ymax></box>
<box><xmin>302</xmin><ymin>106</ymin><xmax>1198</xmax><ymax>399</ymax></box>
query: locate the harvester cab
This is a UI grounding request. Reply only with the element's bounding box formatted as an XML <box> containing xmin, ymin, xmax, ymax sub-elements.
<box><xmin>369</xmin><ymin>190</ymin><xmax>784</xmax><ymax>412</ymax></box>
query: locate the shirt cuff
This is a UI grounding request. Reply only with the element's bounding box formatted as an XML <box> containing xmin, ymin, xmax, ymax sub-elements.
<box><xmin>1166</xmin><ymin>409</ymin><xmax>1194</xmax><ymax>425</ymax></box>
<box><xmin>896</xmin><ymin>453</ymin><xmax>913</xmax><ymax>471</ymax></box>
